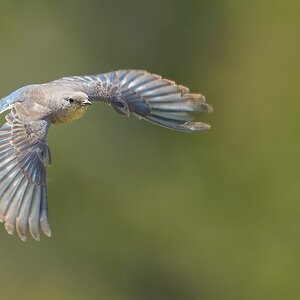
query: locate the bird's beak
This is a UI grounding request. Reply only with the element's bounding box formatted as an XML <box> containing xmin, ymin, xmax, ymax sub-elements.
<box><xmin>83</xmin><ymin>100</ymin><xmax>92</xmax><ymax>106</ymax></box>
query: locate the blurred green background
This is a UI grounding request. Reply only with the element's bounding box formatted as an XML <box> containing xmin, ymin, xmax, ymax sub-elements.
<box><xmin>0</xmin><ymin>0</ymin><xmax>299</xmax><ymax>299</ymax></box>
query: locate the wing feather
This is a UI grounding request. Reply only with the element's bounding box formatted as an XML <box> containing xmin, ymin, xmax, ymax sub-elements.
<box><xmin>0</xmin><ymin>108</ymin><xmax>51</xmax><ymax>240</ymax></box>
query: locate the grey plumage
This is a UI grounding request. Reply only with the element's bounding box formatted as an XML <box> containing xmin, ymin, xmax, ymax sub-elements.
<box><xmin>0</xmin><ymin>69</ymin><xmax>213</xmax><ymax>240</ymax></box>
<box><xmin>0</xmin><ymin>109</ymin><xmax>50</xmax><ymax>240</ymax></box>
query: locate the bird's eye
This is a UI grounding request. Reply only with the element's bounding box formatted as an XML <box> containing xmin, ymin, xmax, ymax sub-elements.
<box><xmin>68</xmin><ymin>98</ymin><xmax>74</xmax><ymax>104</ymax></box>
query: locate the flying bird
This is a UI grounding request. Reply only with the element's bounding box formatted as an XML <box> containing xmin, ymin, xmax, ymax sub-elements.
<box><xmin>0</xmin><ymin>70</ymin><xmax>213</xmax><ymax>241</ymax></box>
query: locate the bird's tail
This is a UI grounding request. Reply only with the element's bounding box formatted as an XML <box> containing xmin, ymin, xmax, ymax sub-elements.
<box><xmin>108</xmin><ymin>70</ymin><xmax>213</xmax><ymax>132</ymax></box>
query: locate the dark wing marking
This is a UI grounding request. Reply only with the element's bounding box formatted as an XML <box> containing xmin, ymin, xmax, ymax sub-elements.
<box><xmin>52</xmin><ymin>70</ymin><xmax>213</xmax><ymax>132</ymax></box>
<box><xmin>0</xmin><ymin>107</ymin><xmax>51</xmax><ymax>241</ymax></box>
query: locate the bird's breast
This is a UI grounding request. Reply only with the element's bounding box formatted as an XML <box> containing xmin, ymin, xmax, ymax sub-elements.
<box><xmin>51</xmin><ymin>106</ymin><xmax>87</xmax><ymax>124</ymax></box>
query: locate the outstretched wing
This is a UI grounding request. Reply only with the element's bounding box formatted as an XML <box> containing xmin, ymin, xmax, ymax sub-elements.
<box><xmin>53</xmin><ymin>70</ymin><xmax>213</xmax><ymax>132</ymax></box>
<box><xmin>0</xmin><ymin>105</ymin><xmax>51</xmax><ymax>241</ymax></box>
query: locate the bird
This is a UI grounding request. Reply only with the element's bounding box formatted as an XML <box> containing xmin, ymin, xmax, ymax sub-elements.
<box><xmin>0</xmin><ymin>69</ymin><xmax>213</xmax><ymax>241</ymax></box>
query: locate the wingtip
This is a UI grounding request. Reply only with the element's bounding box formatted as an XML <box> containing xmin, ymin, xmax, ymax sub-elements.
<box><xmin>16</xmin><ymin>227</ymin><xmax>27</xmax><ymax>242</ymax></box>
<box><xmin>40</xmin><ymin>220</ymin><xmax>52</xmax><ymax>237</ymax></box>
<box><xmin>32</xmin><ymin>233</ymin><xmax>40</xmax><ymax>241</ymax></box>
<box><xmin>19</xmin><ymin>233</ymin><xmax>27</xmax><ymax>242</ymax></box>
<box><xmin>29</xmin><ymin>226</ymin><xmax>41</xmax><ymax>241</ymax></box>
<box><xmin>5</xmin><ymin>221</ymin><xmax>15</xmax><ymax>236</ymax></box>
<box><xmin>184</xmin><ymin>121</ymin><xmax>211</xmax><ymax>131</ymax></box>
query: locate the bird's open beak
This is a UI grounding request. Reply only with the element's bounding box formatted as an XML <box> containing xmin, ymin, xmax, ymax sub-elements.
<box><xmin>83</xmin><ymin>100</ymin><xmax>92</xmax><ymax>106</ymax></box>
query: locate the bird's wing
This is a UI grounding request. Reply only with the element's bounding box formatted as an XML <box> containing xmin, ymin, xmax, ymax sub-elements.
<box><xmin>53</xmin><ymin>70</ymin><xmax>213</xmax><ymax>132</ymax></box>
<box><xmin>0</xmin><ymin>106</ymin><xmax>51</xmax><ymax>241</ymax></box>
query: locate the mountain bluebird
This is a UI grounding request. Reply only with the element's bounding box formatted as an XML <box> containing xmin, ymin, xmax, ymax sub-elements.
<box><xmin>0</xmin><ymin>70</ymin><xmax>213</xmax><ymax>241</ymax></box>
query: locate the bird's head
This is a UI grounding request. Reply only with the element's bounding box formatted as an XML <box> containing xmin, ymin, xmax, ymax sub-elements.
<box><xmin>63</xmin><ymin>91</ymin><xmax>92</xmax><ymax>108</ymax></box>
<box><xmin>52</xmin><ymin>91</ymin><xmax>92</xmax><ymax>124</ymax></box>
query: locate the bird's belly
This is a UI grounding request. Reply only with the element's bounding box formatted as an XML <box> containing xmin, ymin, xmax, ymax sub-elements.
<box><xmin>51</xmin><ymin>107</ymin><xmax>87</xmax><ymax>124</ymax></box>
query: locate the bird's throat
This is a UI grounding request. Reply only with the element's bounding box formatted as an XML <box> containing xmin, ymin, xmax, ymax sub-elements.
<box><xmin>51</xmin><ymin>106</ymin><xmax>88</xmax><ymax>124</ymax></box>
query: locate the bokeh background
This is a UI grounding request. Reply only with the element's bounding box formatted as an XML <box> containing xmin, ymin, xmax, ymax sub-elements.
<box><xmin>0</xmin><ymin>0</ymin><xmax>299</xmax><ymax>299</ymax></box>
